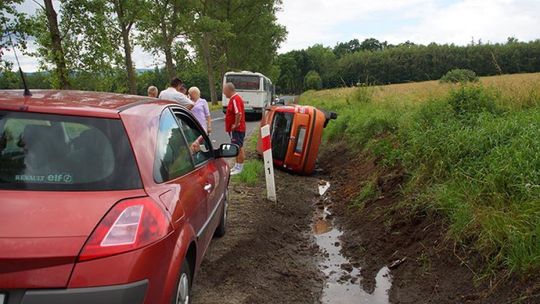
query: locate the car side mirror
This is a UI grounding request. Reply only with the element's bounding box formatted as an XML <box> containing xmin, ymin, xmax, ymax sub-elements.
<box><xmin>215</xmin><ymin>143</ymin><xmax>239</xmax><ymax>158</ymax></box>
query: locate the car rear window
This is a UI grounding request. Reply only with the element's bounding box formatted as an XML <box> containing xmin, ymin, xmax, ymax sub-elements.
<box><xmin>0</xmin><ymin>111</ymin><xmax>142</xmax><ymax>191</ymax></box>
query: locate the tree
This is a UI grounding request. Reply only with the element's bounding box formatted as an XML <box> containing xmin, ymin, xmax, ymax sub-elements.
<box><xmin>305</xmin><ymin>44</ymin><xmax>337</xmax><ymax>87</ymax></box>
<box><xmin>50</xmin><ymin>0</ymin><xmax>144</xmax><ymax>94</ymax></box>
<box><xmin>304</xmin><ymin>70</ymin><xmax>322</xmax><ymax>90</ymax></box>
<box><xmin>1</xmin><ymin>0</ymin><xmax>29</xmax><ymax>73</ymax></box>
<box><xmin>360</xmin><ymin>38</ymin><xmax>384</xmax><ymax>52</ymax></box>
<box><xmin>189</xmin><ymin>7</ymin><xmax>230</xmax><ymax>103</ymax></box>
<box><xmin>137</xmin><ymin>0</ymin><xmax>193</xmax><ymax>79</ymax></box>
<box><xmin>333</xmin><ymin>39</ymin><xmax>361</xmax><ymax>58</ymax></box>
<box><xmin>188</xmin><ymin>0</ymin><xmax>286</xmax><ymax>103</ymax></box>
<box><xmin>111</xmin><ymin>0</ymin><xmax>142</xmax><ymax>94</ymax></box>
<box><xmin>41</xmin><ymin>0</ymin><xmax>70</xmax><ymax>88</ymax></box>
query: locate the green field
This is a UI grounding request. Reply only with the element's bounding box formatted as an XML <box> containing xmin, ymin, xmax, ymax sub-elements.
<box><xmin>301</xmin><ymin>73</ymin><xmax>540</xmax><ymax>275</ymax></box>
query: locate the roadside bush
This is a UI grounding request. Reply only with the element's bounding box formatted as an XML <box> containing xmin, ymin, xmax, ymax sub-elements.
<box><xmin>440</xmin><ymin>68</ymin><xmax>480</xmax><ymax>84</ymax></box>
<box><xmin>352</xmin><ymin>85</ymin><xmax>373</xmax><ymax>103</ymax></box>
<box><xmin>304</xmin><ymin>70</ymin><xmax>323</xmax><ymax>90</ymax></box>
<box><xmin>446</xmin><ymin>85</ymin><xmax>500</xmax><ymax>117</ymax></box>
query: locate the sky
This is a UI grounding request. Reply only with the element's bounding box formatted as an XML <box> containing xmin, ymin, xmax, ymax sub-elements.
<box><xmin>3</xmin><ymin>0</ymin><xmax>540</xmax><ymax>72</ymax></box>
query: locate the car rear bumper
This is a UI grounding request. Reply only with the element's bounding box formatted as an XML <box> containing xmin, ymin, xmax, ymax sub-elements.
<box><xmin>5</xmin><ymin>280</ymin><xmax>147</xmax><ymax>304</ymax></box>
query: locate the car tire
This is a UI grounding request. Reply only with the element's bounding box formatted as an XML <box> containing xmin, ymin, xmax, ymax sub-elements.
<box><xmin>172</xmin><ymin>259</ymin><xmax>192</xmax><ymax>304</ymax></box>
<box><xmin>214</xmin><ymin>191</ymin><xmax>228</xmax><ymax>238</ymax></box>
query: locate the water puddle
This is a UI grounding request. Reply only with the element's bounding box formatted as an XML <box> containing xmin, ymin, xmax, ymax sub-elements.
<box><xmin>313</xmin><ymin>181</ymin><xmax>392</xmax><ymax>304</ymax></box>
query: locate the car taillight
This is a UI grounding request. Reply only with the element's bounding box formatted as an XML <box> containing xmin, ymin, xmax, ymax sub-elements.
<box><xmin>78</xmin><ymin>197</ymin><xmax>172</xmax><ymax>262</ymax></box>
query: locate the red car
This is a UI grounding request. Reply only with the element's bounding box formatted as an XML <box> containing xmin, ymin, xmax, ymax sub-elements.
<box><xmin>0</xmin><ymin>90</ymin><xmax>238</xmax><ymax>304</ymax></box>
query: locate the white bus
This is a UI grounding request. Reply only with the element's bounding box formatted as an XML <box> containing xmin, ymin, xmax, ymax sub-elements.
<box><xmin>222</xmin><ymin>71</ymin><xmax>274</xmax><ymax>119</ymax></box>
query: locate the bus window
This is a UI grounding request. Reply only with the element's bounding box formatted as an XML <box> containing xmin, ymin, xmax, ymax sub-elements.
<box><xmin>226</xmin><ymin>75</ymin><xmax>261</xmax><ymax>90</ymax></box>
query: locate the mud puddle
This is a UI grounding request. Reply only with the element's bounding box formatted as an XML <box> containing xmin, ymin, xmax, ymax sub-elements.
<box><xmin>314</xmin><ymin>181</ymin><xmax>392</xmax><ymax>304</ymax></box>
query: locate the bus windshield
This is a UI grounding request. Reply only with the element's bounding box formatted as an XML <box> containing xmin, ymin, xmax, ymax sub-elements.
<box><xmin>226</xmin><ymin>75</ymin><xmax>261</xmax><ymax>91</ymax></box>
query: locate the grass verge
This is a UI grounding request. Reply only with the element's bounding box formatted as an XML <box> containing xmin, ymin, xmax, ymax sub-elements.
<box><xmin>301</xmin><ymin>72</ymin><xmax>540</xmax><ymax>276</ymax></box>
<box><xmin>232</xmin><ymin>160</ymin><xmax>264</xmax><ymax>186</ymax></box>
<box><xmin>231</xmin><ymin>132</ymin><xmax>264</xmax><ymax>186</ymax></box>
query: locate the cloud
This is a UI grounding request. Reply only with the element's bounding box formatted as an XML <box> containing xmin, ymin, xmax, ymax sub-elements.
<box><xmin>277</xmin><ymin>0</ymin><xmax>540</xmax><ymax>51</ymax></box>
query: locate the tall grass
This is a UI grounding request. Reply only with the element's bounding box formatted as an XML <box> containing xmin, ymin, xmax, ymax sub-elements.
<box><xmin>301</xmin><ymin>73</ymin><xmax>540</xmax><ymax>275</ymax></box>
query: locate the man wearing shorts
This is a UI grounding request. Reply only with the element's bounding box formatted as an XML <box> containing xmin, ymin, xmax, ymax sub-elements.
<box><xmin>223</xmin><ymin>82</ymin><xmax>246</xmax><ymax>175</ymax></box>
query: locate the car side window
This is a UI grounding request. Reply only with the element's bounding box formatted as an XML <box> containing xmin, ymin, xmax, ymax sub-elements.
<box><xmin>174</xmin><ymin>112</ymin><xmax>213</xmax><ymax>166</ymax></box>
<box><xmin>154</xmin><ymin>109</ymin><xmax>194</xmax><ymax>183</ymax></box>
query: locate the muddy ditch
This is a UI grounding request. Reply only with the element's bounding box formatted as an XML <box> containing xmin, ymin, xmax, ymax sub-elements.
<box><xmin>313</xmin><ymin>180</ymin><xmax>392</xmax><ymax>304</ymax></box>
<box><xmin>317</xmin><ymin>142</ymin><xmax>540</xmax><ymax>304</ymax></box>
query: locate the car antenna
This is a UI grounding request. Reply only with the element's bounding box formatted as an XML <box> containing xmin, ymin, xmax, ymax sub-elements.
<box><xmin>9</xmin><ymin>34</ymin><xmax>32</xmax><ymax>96</ymax></box>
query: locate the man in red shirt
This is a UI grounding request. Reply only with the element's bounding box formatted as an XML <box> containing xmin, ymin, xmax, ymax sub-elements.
<box><xmin>223</xmin><ymin>82</ymin><xmax>246</xmax><ymax>175</ymax></box>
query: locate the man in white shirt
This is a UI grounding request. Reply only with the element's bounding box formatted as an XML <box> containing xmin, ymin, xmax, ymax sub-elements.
<box><xmin>159</xmin><ymin>78</ymin><xmax>194</xmax><ymax>110</ymax></box>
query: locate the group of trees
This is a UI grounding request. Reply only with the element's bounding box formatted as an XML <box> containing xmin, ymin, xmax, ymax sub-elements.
<box><xmin>275</xmin><ymin>38</ymin><xmax>540</xmax><ymax>94</ymax></box>
<box><xmin>0</xmin><ymin>0</ymin><xmax>286</xmax><ymax>102</ymax></box>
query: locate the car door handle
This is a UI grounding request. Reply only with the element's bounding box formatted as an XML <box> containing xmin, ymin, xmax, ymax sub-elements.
<box><xmin>204</xmin><ymin>183</ymin><xmax>213</xmax><ymax>192</ymax></box>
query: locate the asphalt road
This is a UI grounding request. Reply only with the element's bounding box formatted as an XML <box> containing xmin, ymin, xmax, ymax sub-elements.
<box><xmin>209</xmin><ymin>110</ymin><xmax>260</xmax><ymax>147</ymax></box>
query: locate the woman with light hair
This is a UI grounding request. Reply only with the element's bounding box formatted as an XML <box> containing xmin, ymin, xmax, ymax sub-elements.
<box><xmin>188</xmin><ymin>86</ymin><xmax>212</xmax><ymax>134</ymax></box>
<box><xmin>147</xmin><ymin>86</ymin><xmax>158</xmax><ymax>98</ymax></box>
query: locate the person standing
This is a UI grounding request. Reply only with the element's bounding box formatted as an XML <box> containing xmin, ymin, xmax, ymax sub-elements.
<box><xmin>147</xmin><ymin>86</ymin><xmax>158</xmax><ymax>98</ymax></box>
<box><xmin>159</xmin><ymin>78</ymin><xmax>194</xmax><ymax>110</ymax></box>
<box><xmin>223</xmin><ymin>82</ymin><xmax>246</xmax><ymax>175</ymax></box>
<box><xmin>188</xmin><ymin>86</ymin><xmax>212</xmax><ymax>134</ymax></box>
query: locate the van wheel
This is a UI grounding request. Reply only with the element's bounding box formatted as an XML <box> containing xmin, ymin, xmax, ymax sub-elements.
<box><xmin>172</xmin><ymin>260</ymin><xmax>191</xmax><ymax>304</ymax></box>
<box><xmin>214</xmin><ymin>191</ymin><xmax>228</xmax><ymax>238</ymax></box>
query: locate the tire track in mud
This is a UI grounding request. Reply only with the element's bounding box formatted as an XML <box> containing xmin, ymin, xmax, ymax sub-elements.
<box><xmin>191</xmin><ymin>165</ymin><xmax>323</xmax><ymax>304</ymax></box>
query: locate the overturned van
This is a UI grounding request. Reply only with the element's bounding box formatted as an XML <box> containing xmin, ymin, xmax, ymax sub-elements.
<box><xmin>257</xmin><ymin>105</ymin><xmax>337</xmax><ymax>175</ymax></box>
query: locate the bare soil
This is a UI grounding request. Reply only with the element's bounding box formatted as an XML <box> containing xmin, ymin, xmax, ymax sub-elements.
<box><xmin>191</xmin><ymin>156</ymin><xmax>323</xmax><ymax>304</ymax></box>
<box><xmin>318</xmin><ymin>142</ymin><xmax>540</xmax><ymax>304</ymax></box>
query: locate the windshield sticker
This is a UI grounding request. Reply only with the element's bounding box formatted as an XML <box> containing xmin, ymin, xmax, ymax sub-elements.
<box><xmin>15</xmin><ymin>173</ymin><xmax>74</xmax><ymax>184</ymax></box>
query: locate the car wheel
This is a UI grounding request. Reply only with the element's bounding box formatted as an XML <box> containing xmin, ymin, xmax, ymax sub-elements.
<box><xmin>173</xmin><ymin>260</ymin><xmax>191</xmax><ymax>304</ymax></box>
<box><xmin>214</xmin><ymin>190</ymin><xmax>228</xmax><ymax>238</ymax></box>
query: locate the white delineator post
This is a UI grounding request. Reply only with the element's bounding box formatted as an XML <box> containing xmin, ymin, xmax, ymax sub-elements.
<box><xmin>260</xmin><ymin>125</ymin><xmax>277</xmax><ymax>202</ymax></box>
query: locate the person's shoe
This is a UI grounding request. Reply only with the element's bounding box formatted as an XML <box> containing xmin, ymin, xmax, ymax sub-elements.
<box><xmin>230</xmin><ymin>164</ymin><xmax>243</xmax><ymax>176</ymax></box>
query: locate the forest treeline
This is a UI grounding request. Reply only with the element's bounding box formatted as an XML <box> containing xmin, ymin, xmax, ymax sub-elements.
<box><xmin>275</xmin><ymin>38</ymin><xmax>540</xmax><ymax>94</ymax></box>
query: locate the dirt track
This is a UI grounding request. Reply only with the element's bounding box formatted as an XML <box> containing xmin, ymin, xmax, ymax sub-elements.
<box><xmin>191</xmin><ymin>163</ymin><xmax>323</xmax><ymax>304</ymax></box>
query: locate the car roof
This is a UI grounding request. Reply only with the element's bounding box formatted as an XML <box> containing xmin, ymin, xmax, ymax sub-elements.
<box><xmin>0</xmin><ymin>90</ymin><xmax>177</xmax><ymax>118</ymax></box>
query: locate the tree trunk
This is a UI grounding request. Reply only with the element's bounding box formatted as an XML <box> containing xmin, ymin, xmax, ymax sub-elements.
<box><xmin>201</xmin><ymin>33</ymin><xmax>218</xmax><ymax>104</ymax></box>
<box><xmin>113</xmin><ymin>0</ymin><xmax>137</xmax><ymax>94</ymax></box>
<box><xmin>164</xmin><ymin>47</ymin><xmax>175</xmax><ymax>79</ymax></box>
<box><xmin>43</xmin><ymin>0</ymin><xmax>69</xmax><ymax>89</ymax></box>
<box><xmin>160</xmin><ymin>17</ymin><xmax>175</xmax><ymax>79</ymax></box>
<box><xmin>121</xmin><ymin>29</ymin><xmax>137</xmax><ymax>95</ymax></box>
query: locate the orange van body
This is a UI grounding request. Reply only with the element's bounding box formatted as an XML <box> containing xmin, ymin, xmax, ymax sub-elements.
<box><xmin>257</xmin><ymin>105</ymin><xmax>336</xmax><ymax>175</ymax></box>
